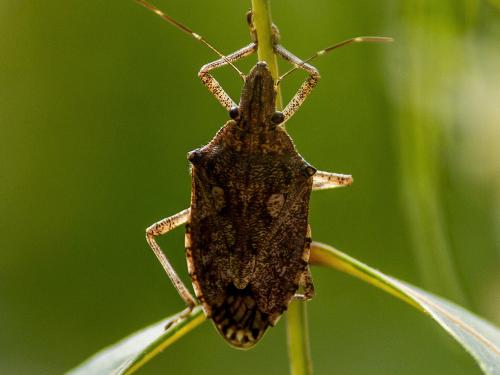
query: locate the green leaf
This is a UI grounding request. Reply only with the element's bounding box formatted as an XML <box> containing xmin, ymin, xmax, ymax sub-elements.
<box><xmin>310</xmin><ymin>242</ymin><xmax>500</xmax><ymax>375</ymax></box>
<box><xmin>68</xmin><ymin>242</ymin><xmax>500</xmax><ymax>375</ymax></box>
<box><xmin>67</xmin><ymin>306</ymin><xmax>205</xmax><ymax>375</ymax></box>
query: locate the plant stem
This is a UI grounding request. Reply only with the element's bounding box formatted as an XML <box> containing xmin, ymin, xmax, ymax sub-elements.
<box><xmin>251</xmin><ymin>0</ymin><xmax>283</xmax><ymax>109</ymax></box>
<box><xmin>250</xmin><ymin>1</ymin><xmax>311</xmax><ymax>374</ymax></box>
<box><xmin>286</xmin><ymin>300</ymin><xmax>313</xmax><ymax>375</ymax></box>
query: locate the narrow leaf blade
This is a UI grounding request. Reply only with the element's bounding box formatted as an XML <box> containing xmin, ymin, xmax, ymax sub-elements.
<box><xmin>67</xmin><ymin>306</ymin><xmax>205</xmax><ymax>375</ymax></box>
<box><xmin>310</xmin><ymin>242</ymin><xmax>500</xmax><ymax>375</ymax></box>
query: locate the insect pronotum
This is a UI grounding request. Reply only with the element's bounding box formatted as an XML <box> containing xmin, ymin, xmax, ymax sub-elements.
<box><xmin>137</xmin><ymin>0</ymin><xmax>392</xmax><ymax>349</ymax></box>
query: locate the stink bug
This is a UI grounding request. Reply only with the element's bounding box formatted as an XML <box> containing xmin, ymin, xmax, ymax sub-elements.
<box><xmin>137</xmin><ymin>0</ymin><xmax>391</xmax><ymax>348</ymax></box>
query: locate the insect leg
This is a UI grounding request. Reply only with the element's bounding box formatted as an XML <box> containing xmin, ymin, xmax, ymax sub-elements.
<box><xmin>136</xmin><ymin>0</ymin><xmax>256</xmax><ymax>111</ymax></box>
<box><xmin>146</xmin><ymin>208</ymin><xmax>197</xmax><ymax>310</ymax></box>
<box><xmin>293</xmin><ymin>268</ymin><xmax>315</xmax><ymax>301</ymax></box>
<box><xmin>293</xmin><ymin>225</ymin><xmax>315</xmax><ymax>301</ymax></box>
<box><xmin>198</xmin><ymin>43</ymin><xmax>257</xmax><ymax>111</ymax></box>
<box><xmin>276</xmin><ymin>37</ymin><xmax>392</xmax><ymax>122</ymax></box>
<box><xmin>274</xmin><ymin>44</ymin><xmax>320</xmax><ymax>123</ymax></box>
<box><xmin>313</xmin><ymin>170</ymin><xmax>353</xmax><ymax>191</ymax></box>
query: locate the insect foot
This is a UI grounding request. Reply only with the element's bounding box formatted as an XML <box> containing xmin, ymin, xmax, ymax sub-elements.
<box><xmin>164</xmin><ymin>306</ymin><xmax>195</xmax><ymax>330</ymax></box>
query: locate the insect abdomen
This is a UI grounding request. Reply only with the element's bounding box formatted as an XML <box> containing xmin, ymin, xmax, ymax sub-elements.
<box><xmin>211</xmin><ymin>284</ymin><xmax>270</xmax><ymax>349</ymax></box>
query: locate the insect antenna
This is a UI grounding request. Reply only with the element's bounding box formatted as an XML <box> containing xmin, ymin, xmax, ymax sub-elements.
<box><xmin>279</xmin><ymin>36</ymin><xmax>393</xmax><ymax>82</ymax></box>
<box><xmin>135</xmin><ymin>0</ymin><xmax>245</xmax><ymax>79</ymax></box>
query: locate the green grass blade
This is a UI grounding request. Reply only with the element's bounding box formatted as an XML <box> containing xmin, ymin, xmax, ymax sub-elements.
<box><xmin>251</xmin><ymin>0</ymin><xmax>282</xmax><ymax>109</ymax></box>
<box><xmin>287</xmin><ymin>301</ymin><xmax>313</xmax><ymax>375</ymax></box>
<box><xmin>66</xmin><ymin>306</ymin><xmax>205</xmax><ymax>375</ymax></box>
<box><xmin>310</xmin><ymin>242</ymin><xmax>500</xmax><ymax>375</ymax></box>
<box><xmin>393</xmin><ymin>2</ymin><xmax>470</xmax><ymax>305</ymax></box>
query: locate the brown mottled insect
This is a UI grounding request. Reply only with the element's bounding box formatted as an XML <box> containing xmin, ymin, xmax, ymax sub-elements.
<box><xmin>137</xmin><ymin>0</ymin><xmax>391</xmax><ymax>348</ymax></box>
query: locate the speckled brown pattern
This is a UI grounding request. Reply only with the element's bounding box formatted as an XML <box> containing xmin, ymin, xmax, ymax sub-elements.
<box><xmin>139</xmin><ymin>0</ymin><xmax>355</xmax><ymax>349</ymax></box>
<box><xmin>187</xmin><ymin>63</ymin><xmax>315</xmax><ymax>348</ymax></box>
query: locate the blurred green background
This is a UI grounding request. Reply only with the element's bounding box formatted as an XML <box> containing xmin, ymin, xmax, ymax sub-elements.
<box><xmin>1</xmin><ymin>1</ymin><xmax>499</xmax><ymax>374</ymax></box>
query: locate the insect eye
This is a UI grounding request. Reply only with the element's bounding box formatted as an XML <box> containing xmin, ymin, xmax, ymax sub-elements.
<box><xmin>187</xmin><ymin>149</ymin><xmax>203</xmax><ymax>164</ymax></box>
<box><xmin>302</xmin><ymin>165</ymin><xmax>317</xmax><ymax>177</ymax></box>
<box><xmin>229</xmin><ymin>106</ymin><xmax>240</xmax><ymax>120</ymax></box>
<box><xmin>271</xmin><ymin>111</ymin><xmax>285</xmax><ymax>124</ymax></box>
